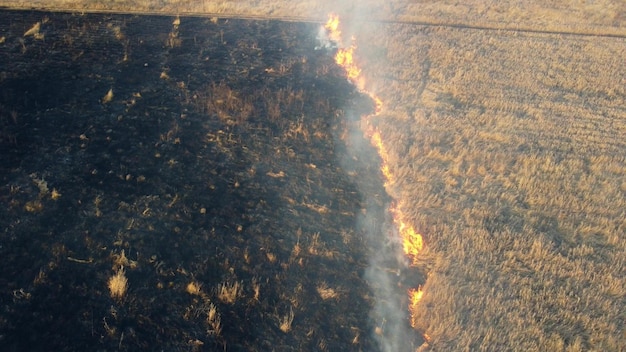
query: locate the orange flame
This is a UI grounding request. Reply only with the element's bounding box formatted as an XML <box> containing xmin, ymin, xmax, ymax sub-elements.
<box><xmin>324</xmin><ymin>13</ymin><xmax>341</xmax><ymax>43</ymax></box>
<box><xmin>370</xmin><ymin>129</ymin><xmax>424</xmax><ymax>264</ymax></box>
<box><xmin>323</xmin><ymin>14</ymin><xmax>382</xmax><ymax>113</ymax></box>
<box><xmin>370</xmin><ymin>130</ymin><xmax>394</xmax><ymax>184</ymax></box>
<box><xmin>323</xmin><ymin>16</ymin><xmax>362</xmax><ymax>86</ymax></box>
<box><xmin>408</xmin><ymin>286</ymin><xmax>424</xmax><ymax>328</ymax></box>
<box><xmin>335</xmin><ymin>44</ymin><xmax>361</xmax><ymax>81</ymax></box>
<box><xmin>393</xmin><ymin>206</ymin><xmax>424</xmax><ymax>265</ymax></box>
<box><xmin>324</xmin><ymin>13</ymin><xmax>425</xmax><ymax>337</ymax></box>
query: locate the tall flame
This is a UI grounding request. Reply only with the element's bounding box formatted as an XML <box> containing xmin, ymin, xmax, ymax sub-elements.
<box><xmin>390</xmin><ymin>203</ymin><xmax>424</xmax><ymax>265</ymax></box>
<box><xmin>335</xmin><ymin>43</ymin><xmax>361</xmax><ymax>81</ymax></box>
<box><xmin>325</xmin><ymin>15</ymin><xmax>364</xmax><ymax>89</ymax></box>
<box><xmin>324</xmin><ymin>13</ymin><xmax>342</xmax><ymax>43</ymax></box>
<box><xmin>323</xmin><ymin>13</ymin><xmax>426</xmax><ymax>337</ymax></box>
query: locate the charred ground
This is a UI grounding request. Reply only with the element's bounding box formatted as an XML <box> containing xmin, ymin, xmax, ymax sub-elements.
<box><xmin>0</xmin><ymin>11</ymin><xmax>416</xmax><ymax>351</ymax></box>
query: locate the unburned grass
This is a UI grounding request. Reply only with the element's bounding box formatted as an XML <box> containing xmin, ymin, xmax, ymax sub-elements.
<box><xmin>357</xmin><ymin>21</ymin><xmax>626</xmax><ymax>351</ymax></box>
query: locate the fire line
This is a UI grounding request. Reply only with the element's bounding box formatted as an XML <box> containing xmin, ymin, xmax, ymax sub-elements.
<box><xmin>324</xmin><ymin>14</ymin><xmax>426</xmax><ymax>333</ymax></box>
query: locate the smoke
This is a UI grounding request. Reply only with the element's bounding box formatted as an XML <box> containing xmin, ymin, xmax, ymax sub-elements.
<box><xmin>353</xmin><ymin>121</ymin><xmax>420</xmax><ymax>352</ymax></box>
<box><xmin>362</xmin><ymin>208</ymin><xmax>418</xmax><ymax>352</ymax></box>
<box><xmin>316</xmin><ymin>14</ymin><xmax>422</xmax><ymax>351</ymax></box>
<box><xmin>331</xmin><ymin>109</ymin><xmax>420</xmax><ymax>352</ymax></box>
<box><xmin>315</xmin><ymin>25</ymin><xmax>337</xmax><ymax>50</ymax></box>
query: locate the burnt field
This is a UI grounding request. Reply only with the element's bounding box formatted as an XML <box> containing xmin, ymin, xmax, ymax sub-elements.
<box><xmin>0</xmin><ymin>11</ymin><xmax>422</xmax><ymax>351</ymax></box>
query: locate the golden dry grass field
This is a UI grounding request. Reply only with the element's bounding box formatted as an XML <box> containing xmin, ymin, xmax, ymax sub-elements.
<box><xmin>358</xmin><ymin>23</ymin><xmax>626</xmax><ymax>351</ymax></box>
<box><xmin>2</xmin><ymin>0</ymin><xmax>626</xmax><ymax>35</ymax></box>
<box><xmin>2</xmin><ymin>1</ymin><xmax>625</xmax><ymax>351</ymax></box>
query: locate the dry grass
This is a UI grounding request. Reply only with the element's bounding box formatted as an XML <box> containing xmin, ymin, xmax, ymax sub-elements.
<box><xmin>5</xmin><ymin>1</ymin><xmax>624</xmax><ymax>350</ymax></box>
<box><xmin>278</xmin><ymin>307</ymin><xmax>295</xmax><ymax>333</ymax></box>
<box><xmin>217</xmin><ymin>280</ymin><xmax>241</xmax><ymax>304</ymax></box>
<box><xmin>185</xmin><ymin>281</ymin><xmax>202</xmax><ymax>296</ymax></box>
<box><xmin>1</xmin><ymin>0</ymin><xmax>625</xmax><ymax>36</ymax></box>
<box><xmin>199</xmin><ymin>82</ymin><xmax>254</xmax><ymax>126</ymax></box>
<box><xmin>206</xmin><ymin>302</ymin><xmax>222</xmax><ymax>336</ymax></box>
<box><xmin>107</xmin><ymin>267</ymin><xmax>128</xmax><ymax>299</ymax></box>
<box><xmin>357</xmin><ymin>18</ymin><xmax>626</xmax><ymax>351</ymax></box>
<box><xmin>316</xmin><ymin>282</ymin><xmax>338</xmax><ymax>300</ymax></box>
<box><xmin>112</xmin><ymin>249</ymin><xmax>138</xmax><ymax>270</ymax></box>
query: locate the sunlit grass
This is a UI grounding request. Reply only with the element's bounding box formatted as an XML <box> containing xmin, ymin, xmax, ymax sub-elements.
<box><xmin>358</xmin><ymin>19</ymin><xmax>626</xmax><ymax>350</ymax></box>
<box><xmin>107</xmin><ymin>267</ymin><xmax>128</xmax><ymax>299</ymax></box>
<box><xmin>217</xmin><ymin>280</ymin><xmax>241</xmax><ymax>304</ymax></box>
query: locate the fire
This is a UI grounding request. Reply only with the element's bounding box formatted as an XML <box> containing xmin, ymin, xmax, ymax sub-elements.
<box><xmin>370</xmin><ymin>128</ymin><xmax>424</xmax><ymax>264</ymax></box>
<box><xmin>324</xmin><ymin>15</ymin><xmax>362</xmax><ymax>87</ymax></box>
<box><xmin>402</xmin><ymin>223</ymin><xmax>424</xmax><ymax>265</ymax></box>
<box><xmin>391</xmin><ymin>204</ymin><xmax>424</xmax><ymax>265</ymax></box>
<box><xmin>370</xmin><ymin>94</ymin><xmax>384</xmax><ymax>114</ymax></box>
<box><xmin>335</xmin><ymin>44</ymin><xmax>361</xmax><ymax>81</ymax></box>
<box><xmin>324</xmin><ymin>13</ymin><xmax>341</xmax><ymax>43</ymax></box>
<box><xmin>324</xmin><ymin>14</ymin><xmax>383</xmax><ymax>113</ymax></box>
<box><xmin>370</xmin><ymin>130</ymin><xmax>394</xmax><ymax>184</ymax></box>
<box><xmin>408</xmin><ymin>287</ymin><xmax>424</xmax><ymax>328</ymax></box>
<box><xmin>323</xmin><ymin>13</ymin><xmax>426</xmax><ymax>337</ymax></box>
<box><xmin>369</xmin><ymin>130</ymin><xmax>388</xmax><ymax>162</ymax></box>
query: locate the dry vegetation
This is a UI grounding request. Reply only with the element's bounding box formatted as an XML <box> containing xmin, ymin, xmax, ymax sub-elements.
<box><xmin>357</xmin><ymin>19</ymin><xmax>626</xmax><ymax>351</ymax></box>
<box><xmin>107</xmin><ymin>267</ymin><xmax>128</xmax><ymax>299</ymax></box>
<box><xmin>2</xmin><ymin>2</ymin><xmax>624</xmax><ymax>351</ymax></box>
<box><xmin>216</xmin><ymin>280</ymin><xmax>241</xmax><ymax>304</ymax></box>
<box><xmin>2</xmin><ymin>0</ymin><xmax>625</xmax><ymax>36</ymax></box>
<box><xmin>278</xmin><ymin>307</ymin><xmax>295</xmax><ymax>333</ymax></box>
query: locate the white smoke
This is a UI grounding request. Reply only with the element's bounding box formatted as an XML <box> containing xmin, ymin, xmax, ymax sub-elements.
<box><xmin>333</xmin><ymin>109</ymin><xmax>419</xmax><ymax>352</ymax></box>
<box><xmin>315</xmin><ymin>25</ymin><xmax>338</xmax><ymax>50</ymax></box>
<box><xmin>318</xmin><ymin>13</ymin><xmax>421</xmax><ymax>351</ymax></box>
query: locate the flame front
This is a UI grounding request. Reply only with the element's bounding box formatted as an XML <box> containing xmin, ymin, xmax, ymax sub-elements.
<box><xmin>370</xmin><ymin>130</ymin><xmax>394</xmax><ymax>184</ymax></box>
<box><xmin>408</xmin><ymin>287</ymin><xmax>424</xmax><ymax>328</ymax></box>
<box><xmin>391</xmin><ymin>203</ymin><xmax>424</xmax><ymax>265</ymax></box>
<box><xmin>325</xmin><ymin>15</ymin><xmax>383</xmax><ymax>113</ymax></box>
<box><xmin>335</xmin><ymin>44</ymin><xmax>361</xmax><ymax>81</ymax></box>
<box><xmin>324</xmin><ymin>13</ymin><xmax>341</xmax><ymax>43</ymax></box>
<box><xmin>323</xmin><ymin>14</ymin><xmax>426</xmax><ymax>337</ymax></box>
<box><xmin>370</xmin><ymin>94</ymin><xmax>383</xmax><ymax>115</ymax></box>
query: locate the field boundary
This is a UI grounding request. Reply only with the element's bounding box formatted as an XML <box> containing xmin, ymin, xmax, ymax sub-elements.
<box><xmin>2</xmin><ymin>6</ymin><xmax>626</xmax><ymax>39</ymax></box>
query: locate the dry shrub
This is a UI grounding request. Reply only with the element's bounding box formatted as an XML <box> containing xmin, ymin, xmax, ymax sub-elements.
<box><xmin>278</xmin><ymin>307</ymin><xmax>294</xmax><ymax>333</ymax></box>
<box><xmin>108</xmin><ymin>267</ymin><xmax>128</xmax><ymax>299</ymax></box>
<box><xmin>186</xmin><ymin>281</ymin><xmax>202</xmax><ymax>296</ymax></box>
<box><xmin>206</xmin><ymin>302</ymin><xmax>222</xmax><ymax>335</ymax></box>
<box><xmin>261</xmin><ymin>86</ymin><xmax>304</xmax><ymax>122</ymax></box>
<box><xmin>217</xmin><ymin>280</ymin><xmax>241</xmax><ymax>304</ymax></box>
<box><xmin>316</xmin><ymin>282</ymin><xmax>338</xmax><ymax>300</ymax></box>
<box><xmin>200</xmin><ymin>82</ymin><xmax>254</xmax><ymax>125</ymax></box>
